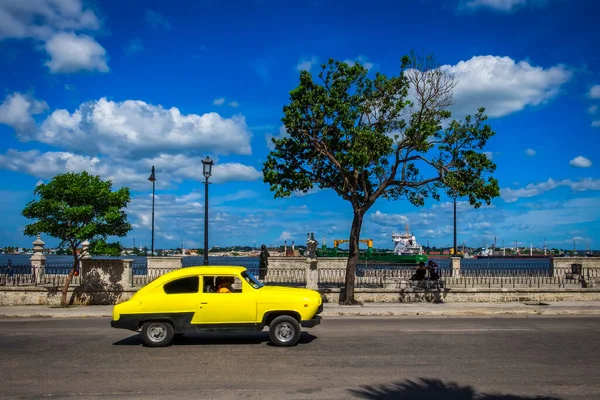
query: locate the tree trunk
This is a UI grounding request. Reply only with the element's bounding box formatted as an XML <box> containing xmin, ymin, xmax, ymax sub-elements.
<box><xmin>60</xmin><ymin>249</ymin><xmax>78</xmax><ymax>307</ymax></box>
<box><xmin>340</xmin><ymin>210</ymin><xmax>363</xmax><ymax>305</ymax></box>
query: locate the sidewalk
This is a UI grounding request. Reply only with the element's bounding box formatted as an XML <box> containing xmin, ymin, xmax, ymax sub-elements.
<box><xmin>1</xmin><ymin>301</ymin><xmax>600</xmax><ymax>319</ymax></box>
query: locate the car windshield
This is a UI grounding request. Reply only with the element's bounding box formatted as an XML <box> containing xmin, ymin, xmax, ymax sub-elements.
<box><xmin>241</xmin><ymin>271</ymin><xmax>264</xmax><ymax>289</ymax></box>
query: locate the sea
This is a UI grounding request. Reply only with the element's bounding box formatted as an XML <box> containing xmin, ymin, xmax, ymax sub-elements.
<box><xmin>0</xmin><ymin>254</ymin><xmax>551</xmax><ymax>270</ymax></box>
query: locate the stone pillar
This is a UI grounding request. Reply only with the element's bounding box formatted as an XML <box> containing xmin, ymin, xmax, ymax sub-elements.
<box><xmin>305</xmin><ymin>233</ymin><xmax>319</xmax><ymax>290</ymax></box>
<box><xmin>81</xmin><ymin>240</ymin><xmax>91</xmax><ymax>259</ymax></box>
<box><xmin>451</xmin><ymin>257</ymin><xmax>461</xmax><ymax>278</ymax></box>
<box><xmin>122</xmin><ymin>259</ymin><xmax>134</xmax><ymax>289</ymax></box>
<box><xmin>79</xmin><ymin>240</ymin><xmax>91</xmax><ymax>278</ymax></box>
<box><xmin>306</xmin><ymin>260</ymin><xmax>318</xmax><ymax>290</ymax></box>
<box><xmin>30</xmin><ymin>234</ymin><xmax>46</xmax><ymax>284</ymax></box>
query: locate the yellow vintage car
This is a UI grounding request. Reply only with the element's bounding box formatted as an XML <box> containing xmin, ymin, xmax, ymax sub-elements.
<box><xmin>111</xmin><ymin>266</ymin><xmax>322</xmax><ymax>347</ymax></box>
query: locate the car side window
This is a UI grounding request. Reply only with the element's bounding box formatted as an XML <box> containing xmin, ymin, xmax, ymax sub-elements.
<box><xmin>210</xmin><ymin>275</ymin><xmax>243</xmax><ymax>293</ymax></box>
<box><xmin>163</xmin><ymin>276</ymin><xmax>199</xmax><ymax>294</ymax></box>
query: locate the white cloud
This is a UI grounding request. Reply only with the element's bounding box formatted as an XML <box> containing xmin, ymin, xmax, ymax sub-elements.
<box><xmin>296</xmin><ymin>56</ymin><xmax>319</xmax><ymax>72</ymax></box>
<box><xmin>210</xmin><ymin>163</ymin><xmax>262</xmax><ymax>183</ymax></box>
<box><xmin>125</xmin><ymin>38</ymin><xmax>144</xmax><ymax>55</ymax></box>
<box><xmin>525</xmin><ymin>148</ymin><xmax>536</xmax><ymax>156</ymax></box>
<box><xmin>0</xmin><ymin>149</ymin><xmax>101</xmax><ymax>179</ymax></box>
<box><xmin>0</xmin><ymin>92</ymin><xmax>48</xmax><ymax>133</ymax></box>
<box><xmin>484</xmin><ymin>151</ymin><xmax>494</xmax><ymax>160</ymax></box>
<box><xmin>370</xmin><ymin>211</ymin><xmax>409</xmax><ymax>227</ymax></box>
<box><xmin>588</xmin><ymin>105</ymin><xmax>599</xmax><ymax>114</ymax></box>
<box><xmin>502</xmin><ymin>197</ymin><xmax>600</xmax><ymax>231</ymax></box>
<box><xmin>467</xmin><ymin>221</ymin><xmax>491</xmax><ymax>230</ymax></box>
<box><xmin>212</xmin><ymin>190</ymin><xmax>260</xmax><ymax>205</ymax></box>
<box><xmin>213</xmin><ymin>98</ymin><xmax>238</xmax><ymax>107</ymax></box>
<box><xmin>0</xmin><ymin>0</ymin><xmax>100</xmax><ymax>40</ymax></box>
<box><xmin>35</xmin><ymin>97</ymin><xmax>253</xmax><ymax>157</ymax></box>
<box><xmin>44</xmin><ymin>32</ymin><xmax>108</xmax><ymax>73</ymax></box>
<box><xmin>138</xmin><ymin>155</ymin><xmax>262</xmax><ymax>185</ymax></box>
<box><xmin>569</xmin><ymin>156</ymin><xmax>592</xmax><ymax>168</ymax></box>
<box><xmin>292</xmin><ymin>187</ymin><xmax>322</xmax><ymax>197</ymax></box>
<box><xmin>457</xmin><ymin>0</ymin><xmax>547</xmax><ymax>13</ymax></box>
<box><xmin>501</xmin><ymin>177</ymin><xmax>600</xmax><ymax>202</ymax></box>
<box><xmin>265</xmin><ymin>125</ymin><xmax>289</xmax><ymax>150</ymax></box>
<box><xmin>0</xmin><ymin>0</ymin><xmax>106</xmax><ymax>73</ymax></box>
<box><xmin>592</xmin><ymin>120</ymin><xmax>600</xmax><ymax>128</ymax></box>
<box><xmin>439</xmin><ymin>55</ymin><xmax>572</xmax><ymax>118</ymax></box>
<box><xmin>175</xmin><ymin>192</ymin><xmax>202</xmax><ymax>203</ymax></box>
<box><xmin>145</xmin><ymin>9</ymin><xmax>171</xmax><ymax>30</ymax></box>
<box><xmin>344</xmin><ymin>55</ymin><xmax>375</xmax><ymax>70</ymax></box>
<box><xmin>277</xmin><ymin>231</ymin><xmax>293</xmax><ymax>242</ymax></box>
<box><xmin>588</xmin><ymin>85</ymin><xmax>600</xmax><ymax>99</ymax></box>
<box><xmin>0</xmin><ymin>149</ymin><xmax>262</xmax><ymax>191</ymax></box>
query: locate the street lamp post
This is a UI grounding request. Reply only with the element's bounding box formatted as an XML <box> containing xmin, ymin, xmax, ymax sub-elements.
<box><xmin>148</xmin><ymin>165</ymin><xmax>156</xmax><ymax>256</ymax></box>
<box><xmin>453</xmin><ymin>196</ymin><xmax>457</xmax><ymax>256</ymax></box>
<box><xmin>202</xmin><ymin>156</ymin><xmax>214</xmax><ymax>265</ymax></box>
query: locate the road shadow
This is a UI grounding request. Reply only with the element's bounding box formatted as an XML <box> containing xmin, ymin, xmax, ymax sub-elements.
<box><xmin>113</xmin><ymin>331</ymin><xmax>317</xmax><ymax>347</ymax></box>
<box><xmin>348</xmin><ymin>378</ymin><xmax>562</xmax><ymax>400</ymax></box>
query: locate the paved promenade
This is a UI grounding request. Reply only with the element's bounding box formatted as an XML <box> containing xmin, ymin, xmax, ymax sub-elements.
<box><xmin>1</xmin><ymin>301</ymin><xmax>600</xmax><ymax>318</ymax></box>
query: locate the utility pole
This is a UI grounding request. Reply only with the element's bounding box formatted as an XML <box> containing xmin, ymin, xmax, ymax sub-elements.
<box><xmin>453</xmin><ymin>197</ymin><xmax>457</xmax><ymax>256</ymax></box>
<box><xmin>148</xmin><ymin>166</ymin><xmax>156</xmax><ymax>256</ymax></box>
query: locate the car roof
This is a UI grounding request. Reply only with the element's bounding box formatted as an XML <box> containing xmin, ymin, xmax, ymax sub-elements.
<box><xmin>182</xmin><ymin>265</ymin><xmax>248</xmax><ymax>274</ymax></box>
<box><xmin>159</xmin><ymin>265</ymin><xmax>248</xmax><ymax>279</ymax></box>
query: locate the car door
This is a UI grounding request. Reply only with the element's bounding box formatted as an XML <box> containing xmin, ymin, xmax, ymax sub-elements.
<box><xmin>194</xmin><ymin>275</ymin><xmax>257</xmax><ymax>324</ymax></box>
<box><xmin>146</xmin><ymin>275</ymin><xmax>199</xmax><ymax>316</ymax></box>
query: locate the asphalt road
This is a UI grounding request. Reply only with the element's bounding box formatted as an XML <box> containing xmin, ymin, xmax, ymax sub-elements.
<box><xmin>1</xmin><ymin>316</ymin><xmax>599</xmax><ymax>399</ymax></box>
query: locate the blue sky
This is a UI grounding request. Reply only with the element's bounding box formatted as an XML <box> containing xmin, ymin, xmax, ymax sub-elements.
<box><xmin>0</xmin><ymin>0</ymin><xmax>599</xmax><ymax>251</ymax></box>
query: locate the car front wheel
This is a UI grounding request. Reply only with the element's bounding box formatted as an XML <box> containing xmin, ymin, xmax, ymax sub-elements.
<box><xmin>269</xmin><ymin>315</ymin><xmax>301</xmax><ymax>347</ymax></box>
<box><xmin>141</xmin><ymin>321</ymin><xmax>175</xmax><ymax>347</ymax></box>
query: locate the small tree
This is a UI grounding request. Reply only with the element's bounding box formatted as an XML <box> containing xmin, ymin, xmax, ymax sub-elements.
<box><xmin>263</xmin><ymin>53</ymin><xmax>499</xmax><ymax>304</ymax></box>
<box><xmin>89</xmin><ymin>239</ymin><xmax>123</xmax><ymax>257</ymax></box>
<box><xmin>22</xmin><ymin>171</ymin><xmax>132</xmax><ymax>307</ymax></box>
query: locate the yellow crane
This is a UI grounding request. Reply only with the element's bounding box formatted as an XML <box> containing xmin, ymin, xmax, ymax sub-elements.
<box><xmin>333</xmin><ymin>239</ymin><xmax>373</xmax><ymax>249</ymax></box>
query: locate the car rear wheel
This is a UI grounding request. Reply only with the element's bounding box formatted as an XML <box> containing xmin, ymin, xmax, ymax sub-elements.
<box><xmin>141</xmin><ymin>321</ymin><xmax>175</xmax><ymax>347</ymax></box>
<box><xmin>268</xmin><ymin>315</ymin><xmax>301</xmax><ymax>347</ymax></box>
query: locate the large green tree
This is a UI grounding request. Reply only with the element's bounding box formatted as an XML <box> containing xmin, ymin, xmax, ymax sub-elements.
<box><xmin>22</xmin><ymin>171</ymin><xmax>132</xmax><ymax>307</ymax></box>
<box><xmin>263</xmin><ymin>53</ymin><xmax>500</xmax><ymax>304</ymax></box>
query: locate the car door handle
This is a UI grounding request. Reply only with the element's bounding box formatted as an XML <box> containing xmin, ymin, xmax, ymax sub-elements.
<box><xmin>200</xmin><ymin>302</ymin><xmax>208</xmax><ymax>304</ymax></box>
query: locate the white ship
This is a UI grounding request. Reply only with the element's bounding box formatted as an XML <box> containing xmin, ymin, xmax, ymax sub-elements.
<box><xmin>392</xmin><ymin>225</ymin><xmax>424</xmax><ymax>255</ymax></box>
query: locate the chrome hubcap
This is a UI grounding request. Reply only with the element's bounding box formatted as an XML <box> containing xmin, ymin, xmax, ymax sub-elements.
<box><xmin>275</xmin><ymin>322</ymin><xmax>295</xmax><ymax>342</ymax></box>
<box><xmin>147</xmin><ymin>323</ymin><xmax>167</xmax><ymax>342</ymax></box>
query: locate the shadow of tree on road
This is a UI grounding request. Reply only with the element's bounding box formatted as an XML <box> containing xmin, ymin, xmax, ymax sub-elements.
<box><xmin>349</xmin><ymin>378</ymin><xmax>562</xmax><ymax>400</ymax></box>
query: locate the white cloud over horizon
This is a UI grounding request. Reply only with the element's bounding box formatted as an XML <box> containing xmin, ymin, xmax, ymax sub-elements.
<box><xmin>0</xmin><ymin>92</ymin><xmax>48</xmax><ymax>134</ymax></box>
<box><xmin>569</xmin><ymin>156</ymin><xmax>592</xmax><ymax>168</ymax></box>
<box><xmin>457</xmin><ymin>0</ymin><xmax>547</xmax><ymax>13</ymax></box>
<box><xmin>0</xmin><ymin>0</ymin><xmax>108</xmax><ymax>73</ymax></box>
<box><xmin>439</xmin><ymin>55</ymin><xmax>572</xmax><ymax>118</ymax></box>
<box><xmin>265</xmin><ymin>125</ymin><xmax>289</xmax><ymax>150</ymax></box>
<box><xmin>44</xmin><ymin>32</ymin><xmax>109</xmax><ymax>73</ymax></box>
<box><xmin>501</xmin><ymin>177</ymin><xmax>600</xmax><ymax>202</ymax></box>
<box><xmin>344</xmin><ymin>55</ymin><xmax>375</xmax><ymax>70</ymax></box>
<box><xmin>296</xmin><ymin>56</ymin><xmax>319</xmax><ymax>72</ymax></box>
<box><xmin>0</xmin><ymin>93</ymin><xmax>262</xmax><ymax>191</ymax></box>
<box><xmin>28</xmin><ymin>96</ymin><xmax>253</xmax><ymax>157</ymax></box>
<box><xmin>0</xmin><ymin>149</ymin><xmax>263</xmax><ymax>191</ymax></box>
<box><xmin>588</xmin><ymin>85</ymin><xmax>600</xmax><ymax>99</ymax></box>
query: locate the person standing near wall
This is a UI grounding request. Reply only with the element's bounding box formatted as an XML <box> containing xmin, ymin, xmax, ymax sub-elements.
<box><xmin>259</xmin><ymin>244</ymin><xmax>269</xmax><ymax>280</ymax></box>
